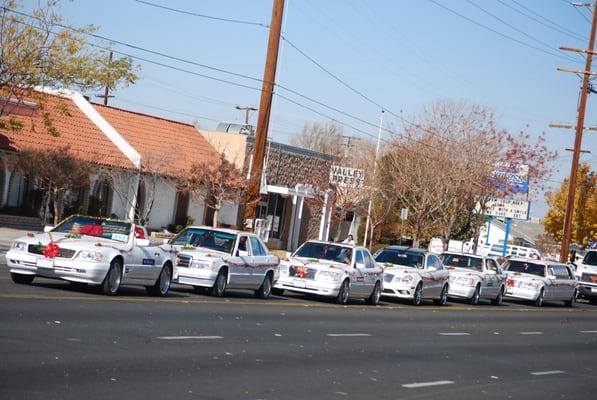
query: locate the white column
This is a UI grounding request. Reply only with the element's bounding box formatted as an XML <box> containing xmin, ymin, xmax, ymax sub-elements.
<box><xmin>286</xmin><ymin>194</ymin><xmax>298</xmax><ymax>252</ymax></box>
<box><xmin>127</xmin><ymin>171</ymin><xmax>141</xmax><ymax>222</ymax></box>
<box><xmin>318</xmin><ymin>190</ymin><xmax>329</xmax><ymax>240</ymax></box>
<box><xmin>292</xmin><ymin>196</ymin><xmax>305</xmax><ymax>251</ymax></box>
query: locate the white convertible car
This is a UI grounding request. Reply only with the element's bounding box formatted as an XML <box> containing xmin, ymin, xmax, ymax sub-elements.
<box><xmin>441</xmin><ymin>252</ymin><xmax>506</xmax><ymax>305</ymax></box>
<box><xmin>375</xmin><ymin>246</ymin><xmax>449</xmax><ymax>306</ymax></box>
<box><xmin>273</xmin><ymin>240</ymin><xmax>383</xmax><ymax>305</ymax></box>
<box><xmin>6</xmin><ymin>215</ymin><xmax>176</xmax><ymax>296</ymax></box>
<box><xmin>171</xmin><ymin>226</ymin><xmax>279</xmax><ymax>298</ymax></box>
<box><xmin>503</xmin><ymin>258</ymin><xmax>578</xmax><ymax>307</ymax></box>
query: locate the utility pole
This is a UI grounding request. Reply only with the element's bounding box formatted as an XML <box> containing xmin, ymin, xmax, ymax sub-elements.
<box><xmin>96</xmin><ymin>51</ymin><xmax>114</xmax><ymax>105</ymax></box>
<box><xmin>243</xmin><ymin>0</ymin><xmax>285</xmax><ymax>227</ymax></box>
<box><xmin>557</xmin><ymin>0</ymin><xmax>597</xmax><ymax>263</ymax></box>
<box><xmin>235</xmin><ymin>105</ymin><xmax>258</xmax><ymax>125</ymax></box>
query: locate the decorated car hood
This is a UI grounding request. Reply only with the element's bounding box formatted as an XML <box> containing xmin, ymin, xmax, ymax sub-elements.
<box><xmin>446</xmin><ymin>267</ymin><xmax>484</xmax><ymax>279</ymax></box>
<box><xmin>177</xmin><ymin>248</ymin><xmax>231</xmax><ymax>263</ymax></box>
<box><xmin>284</xmin><ymin>257</ymin><xmax>350</xmax><ymax>273</ymax></box>
<box><xmin>12</xmin><ymin>232</ymin><xmax>130</xmax><ymax>251</ymax></box>
<box><xmin>383</xmin><ymin>265</ymin><xmax>422</xmax><ymax>276</ymax></box>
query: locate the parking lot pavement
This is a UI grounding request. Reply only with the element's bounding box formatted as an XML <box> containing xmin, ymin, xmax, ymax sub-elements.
<box><xmin>1</xmin><ymin>264</ymin><xmax>596</xmax><ymax>400</ymax></box>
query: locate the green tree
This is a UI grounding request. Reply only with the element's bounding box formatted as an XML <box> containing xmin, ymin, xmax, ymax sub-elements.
<box><xmin>0</xmin><ymin>0</ymin><xmax>137</xmax><ymax>135</ymax></box>
<box><xmin>543</xmin><ymin>163</ymin><xmax>596</xmax><ymax>248</ymax></box>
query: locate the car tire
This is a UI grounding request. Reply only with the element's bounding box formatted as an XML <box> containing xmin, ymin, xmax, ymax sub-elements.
<box><xmin>492</xmin><ymin>286</ymin><xmax>504</xmax><ymax>306</ymax></box>
<box><xmin>255</xmin><ymin>273</ymin><xmax>273</xmax><ymax>299</ymax></box>
<box><xmin>271</xmin><ymin>288</ymin><xmax>285</xmax><ymax>296</ymax></box>
<box><xmin>412</xmin><ymin>283</ymin><xmax>423</xmax><ymax>306</ymax></box>
<box><xmin>147</xmin><ymin>263</ymin><xmax>172</xmax><ymax>297</ymax></box>
<box><xmin>590</xmin><ymin>298</ymin><xmax>597</xmax><ymax>306</ymax></box>
<box><xmin>434</xmin><ymin>284</ymin><xmax>448</xmax><ymax>306</ymax></box>
<box><xmin>210</xmin><ymin>268</ymin><xmax>227</xmax><ymax>297</ymax></box>
<box><xmin>11</xmin><ymin>273</ymin><xmax>34</xmax><ymax>285</ymax></box>
<box><xmin>564</xmin><ymin>290</ymin><xmax>577</xmax><ymax>307</ymax></box>
<box><xmin>102</xmin><ymin>258</ymin><xmax>122</xmax><ymax>296</ymax></box>
<box><xmin>469</xmin><ymin>284</ymin><xmax>481</xmax><ymax>305</ymax></box>
<box><xmin>335</xmin><ymin>279</ymin><xmax>350</xmax><ymax>305</ymax></box>
<box><xmin>534</xmin><ymin>288</ymin><xmax>544</xmax><ymax>307</ymax></box>
<box><xmin>366</xmin><ymin>281</ymin><xmax>381</xmax><ymax>305</ymax></box>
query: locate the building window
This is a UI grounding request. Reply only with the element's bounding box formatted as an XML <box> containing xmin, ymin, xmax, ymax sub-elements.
<box><xmin>88</xmin><ymin>178</ymin><xmax>113</xmax><ymax>217</ymax></box>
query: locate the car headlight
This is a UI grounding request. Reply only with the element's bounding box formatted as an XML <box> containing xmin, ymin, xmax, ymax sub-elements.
<box><xmin>318</xmin><ymin>270</ymin><xmax>341</xmax><ymax>281</ymax></box>
<box><xmin>11</xmin><ymin>241</ymin><xmax>27</xmax><ymax>251</ymax></box>
<box><xmin>456</xmin><ymin>276</ymin><xmax>476</xmax><ymax>286</ymax></box>
<box><xmin>77</xmin><ymin>250</ymin><xmax>104</xmax><ymax>262</ymax></box>
<box><xmin>191</xmin><ymin>261</ymin><xmax>212</xmax><ymax>269</ymax></box>
<box><xmin>279</xmin><ymin>265</ymin><xmax>289</xmax><ymax>276</ymax></box>
<box><xmin>401</xmin><ymin>275</ymin><xmax>413</xmax><ymax>284</ymax></box>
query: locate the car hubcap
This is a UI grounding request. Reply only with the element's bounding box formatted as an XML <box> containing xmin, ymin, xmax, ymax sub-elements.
<box><xmin>374</xmin><ymin>286</ymin><xmax>381</xmax><ymax>303</ymax></box>
<box><xmin>263</xmin><ymin>278</ymin><xmax>271</xmax><ymax>296</ymax></box>
<box><xmin>217</xmin><ymin>274</ymin><xmax>226</xmax><ymax>294</ymax></box>
<box><xmin>341</xmin><ymin>284</ymin><xmax>349</xmax><ymax>303</ymax></box>
<box><xmin>160</xmin><ymin>269</ymin><xmax>171</xmax><ymax>293</ymax></box>
<box><xmin>110</xmin><ymin>265</ymin><xmax>121</xmax><ymax>292</ymax></box>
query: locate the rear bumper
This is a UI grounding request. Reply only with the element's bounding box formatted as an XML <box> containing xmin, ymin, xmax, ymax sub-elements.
<box><xmin>504</xmin><ymin>286</ymin><xmax>539</xmax><ymax>301</ymax></box>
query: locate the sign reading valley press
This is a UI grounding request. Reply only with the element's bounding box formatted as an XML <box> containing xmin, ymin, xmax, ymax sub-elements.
<box><xmin>329</xmin><ymin>165</ymin><xmax>365</xmax><ymax>188</ymax></box>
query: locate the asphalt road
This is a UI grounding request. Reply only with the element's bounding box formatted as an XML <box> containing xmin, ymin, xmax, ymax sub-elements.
<box><xmin>1</xmin><ymin>266</ymin><xmax>596</xmax><ymax>400</ymax></box>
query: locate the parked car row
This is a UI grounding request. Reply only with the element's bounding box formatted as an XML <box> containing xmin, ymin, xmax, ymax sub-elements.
<box><xmin>4</xmin><ymin>215</ymin><xmax>587</xmax><ymax>308</ymax></box>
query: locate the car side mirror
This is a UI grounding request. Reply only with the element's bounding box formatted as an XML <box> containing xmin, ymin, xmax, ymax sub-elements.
<box><xmin>238</xmin><ymin>250</ymin><xmax>249</xmax><ymax>257</ymax></box>
<box><xmin>43</xmin><ymin>225</ymin><xmax>54</xmax><ymax>233</ymax></box>
<box><xmin>137</xmin><ymin>238</ymin><xmax>150</xmax><ymax>247</ymax></box>
<box><xmin>547</xmin><ymin>274</ymin><xmax>556</xmax><ymax>280</ymax></box>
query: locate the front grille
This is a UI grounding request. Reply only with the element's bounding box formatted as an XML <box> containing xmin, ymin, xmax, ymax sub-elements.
<box><xmin>288</xmin><ymin>265</ymin><xmax>316</xmax><ymax>280</ymax></box>
<box><xmin>177</xmin><ymin>254</ymin><xmax>191</xmax><ymax>268</ymax></box>
<box><xmin>384</xmin><ymin>274</ymin><xmax>394</xmax><ymax>283</ymax></box>
<box><xmin>581</xmin><ymin>273</ymin><xmax>597</xmax><ymax>283</ymax></box>
<box><xmin>28</xmin><ymin>244</ymin><xmax>76</xmax><ymax>259</ymax></box>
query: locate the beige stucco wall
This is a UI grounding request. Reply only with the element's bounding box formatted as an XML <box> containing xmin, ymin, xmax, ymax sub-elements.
<box><xmin>199</xmin><ymin>130</ymin><xmax>248</xmax><ymax>171</ymax></box>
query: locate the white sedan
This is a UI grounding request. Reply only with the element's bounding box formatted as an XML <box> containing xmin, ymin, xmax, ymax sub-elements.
<box><xmin>375</xmin><ymin>246</ymin><xmax>449</xmax><ymax>305</ymax></box>
<box><xmin>441</xmin><ymin>252</ymin><xmax>506</xmax><ymax>305</ymax></box>
<box><xmin>171</xmin><ymin>226</ymin><xmax>279</xmax><ymax>298</ymax></box>
<box><xmin>6</xmin><ymin>215</ymin><xmax>176</xmax><ymax>296</ymax></box>
<box><xmin>503</xmin><ymin>258</ymin><xmax>578</xmax><ymax>307</ymax></box>
<box><xmin>273</xmin><ymin>240</ymin><xmax>383</xmax><ymax>305</ymax></box>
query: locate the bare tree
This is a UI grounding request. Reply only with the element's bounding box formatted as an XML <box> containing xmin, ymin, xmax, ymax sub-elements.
<box><xmin>9</xmin><ymin>146</ymin><xmax>90</xmax><ymax>224</ymax></box>
<box><xmin>290</xmin><ymin>121</ymin><xmax>344</xmax><ymax>157</ymax></box>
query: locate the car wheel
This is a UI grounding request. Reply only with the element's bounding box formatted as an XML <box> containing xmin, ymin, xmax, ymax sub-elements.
<box><xmin>534</xmin><ymin>288</ymin><xmax>544</xmax><ymax>307</ymax></box>
<box><xmin>147</xmin><ymin>263</ymin><xmax>172</xmax><ymax>297</ymax></box>
<box><xmin>434</xmin><ymin>284</ymin><xmax>448</xmax><ymax>306</ymax></box>
<box><xmin>412</xmin><ymin>283</ymin><xmax>423</xmax><ymax>306</ymax></box>
<box><xmin>492</xmin><ymin>286</ymin><xmax>504</xmax><ymax>306</ymax></box>
<box><xmin>102</xmin><ymin>258</ymin><xmax>122</xmax><ymax>296</ymax></box>
<box><xmin>564</xmin><ymin>290</ymin><xmax>577</xmax><ymax>307</ymax></box>
<box><xmin>335</xmin><ymin>279</ymin><xmax>350</xmax><ymax>305</ymax></box>
<box><xmin>366</xmin><ymin>281</ymin><xmax>382</xmax><ymax>305</ymax></box>
<box><xmin>210</xmin><ymin>268</ymin><xmax>227</xmax><ymax>297</ymax></box>
<box><xmin>255</xmin><ymin>273</ymin><xmax>273</xmax><ymax>299</ymax></box>
<box><xmin>271</xmin><ymin>288</ymin><xmax>285</xmax><ymax>296</ymax></box>
<box><xmin>11</xmin><ymin>273</ymin><xmax>34</xmax><ymax>285</ymax></box>
<box><xmin>469</xmin><ymin>284</ymin><xmax>481</xmax><ymax>305</ymax></box>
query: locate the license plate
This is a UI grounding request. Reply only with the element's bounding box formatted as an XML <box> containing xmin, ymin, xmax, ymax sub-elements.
<box><xmin>36</xmin><ymin>258</ymin><xmax>54</xmax><ymax>268</ymax></box>
<box><xmin>293</xmin><ymin>279</ymin><xmax>307</xmax><ymax>289</ymax></box>
<box><xmin>591</xmin><ymin>287</ymin><xmax>597</xmax><ymax>293</ymax></box>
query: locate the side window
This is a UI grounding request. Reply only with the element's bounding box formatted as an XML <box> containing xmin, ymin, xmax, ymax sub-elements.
<box><xmin>365</xmin><ymin>252</ymin><xmax>376</xmax><ymax>269</ymax></box>
<box><xmin>355</xmin><ymin>250</ymin><xmax>365</xmax><ymax>267</ymax></box>
<box><xmin>553</xmin><ymin>265</ymin><xmax>569</xmax><ymax>279</ymax></box>
<box><xmin>427</xmin><ymin>255</ymin><xmax>440</xmax><ymax>270</ymax></box>
<box><xmin>237</xmin><ymin>236</ymin><xmax>248</xmax><ymax>256</ymax></box>
<box><xmin>249</xmin><ymin>236</ymin><xmax>266</xmax><ymax>256</ymax></box>
<box><xmin>486</xmin><ymin>259</ymin><xmax>498</xmax><ymax>273</ymax></box>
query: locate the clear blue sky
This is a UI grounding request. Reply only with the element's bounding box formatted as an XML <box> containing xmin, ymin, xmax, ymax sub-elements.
<box><xmin>24</xmin><ymin>0</ymin><xmax>597</xmax><ymax>218</ymax></box>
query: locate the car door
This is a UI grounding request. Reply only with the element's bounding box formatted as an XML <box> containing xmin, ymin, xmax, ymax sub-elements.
<box><xmin>249</xmin><ymin>235</ymin><xmax>270</xmax><ymax>288</ymax></box>
<box><xmin>122</xmin><ymin>237</ymin><xmax>159</xmax><ymax>283</ymax></box>
<box><xmin>352</xmin><ymin>250</ymin><xmax>369</xmax><ymax>297</ymax></box>
<box><xmin>421</xmin><ymin>255</ymin><xmax>439</xmax><ymax>297</ymax></box>
<box><xmin>554</xmin><ymin>265</ymin><xmax>573</xmax><ymax>300</ymax></box>
<box><xmin>484</xmin><ymin>259</ymin><xmax>500</xmax><ymax>298</ymax></box>
<box><xmin>363</xmin><ymin>250</ymin><xmax>379</xmax><ymax>294</ymax></box>
<box><xmin>544</xmin><ymin>265</ymin><xmax>558</xmax><ymax>300</ymax></box>
<box><xmin>229</xmin><ymin>235</ymin><xmax>253</xmax><ymax>288</ymax></box>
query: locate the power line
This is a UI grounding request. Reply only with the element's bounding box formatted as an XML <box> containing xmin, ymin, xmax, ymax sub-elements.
<box><xmin>504</xmin><ymin>0</ymin><xmax>587</xmax><ymax>42</ymax></box>
<box><xmin>428</xmin><ymin>0</ymin><xmax>583</xmax><ymax>63</ymax></box>
<box><xmin>465</xmin><ymin>0</ymin><xmax>580</xmax><ymax>63</ymax></box>
<box><xmin>134</xmin><ymin>0</ymin><xmax>269</xmax><ymax>28</ymax></box>
<box><xmin>570</xmin><ymin>1</ymin><xmax>593</xmax><ymax>23</ymax></box>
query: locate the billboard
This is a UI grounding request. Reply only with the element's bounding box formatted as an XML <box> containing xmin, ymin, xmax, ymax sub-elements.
<box><xmin>329</xmin><ymin>165</ymin><xmax>364</xmax><ymax>188</ymax></box>
<box><xmin>490</xmin><ymin>162</ymin><xmax>529</xmax><ymax>194</ymax></box>
<box><xmin>480</xmin><ymin>197</ymin><xmax>530</xmax><ymax>220</ymax></box>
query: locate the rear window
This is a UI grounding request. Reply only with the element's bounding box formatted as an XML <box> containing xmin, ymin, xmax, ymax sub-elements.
<box><xmin>504</xmin><ymin>260</ymin><xmax>545</xmax><ymax>277</ymax></box>
<box><xmin>583</xmin><ymin>251</ymin><xmax>597</xmax><ymax>266</ymax></box>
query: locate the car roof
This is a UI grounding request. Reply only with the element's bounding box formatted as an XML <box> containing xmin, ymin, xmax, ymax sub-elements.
<box><xmin>302</xmin><ymin>240</ymin><xmax>358</xmax><ymax>249</ymax></box>
<box><xmin>382</xmin><ymin>246</ymin><xmax>428</xmax><ymax>254</ymax></box>
<box><xmin>186</xmin><ymin>225</ymin><xmax>248</xmax><ymax>235</ymax></box>
<box><xmin>442</xmin><ymin>251</ymin><xmax>484</xmax><ymax>259</ymax></box>
<box><xmin>506</xmin><ymin>257</ymin><xmax>567</xmax><ymax>266</ymax></box>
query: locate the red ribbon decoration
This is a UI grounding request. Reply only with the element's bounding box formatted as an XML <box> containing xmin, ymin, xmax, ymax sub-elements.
<box><xmin>43</xmin><ymin>242</ymin><xmax>60</xmax><ymax>259</ymax></box>
<box><xmin>294</xmin><ymin>266</ymin><xmax>308</xmax><ymax>278</ymax></box>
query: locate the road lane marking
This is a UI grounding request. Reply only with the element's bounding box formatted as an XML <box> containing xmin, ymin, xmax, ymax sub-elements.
<box><xmin>326</xmin><ymin>333</ymin><xmax>371</xmax><ymax>337</ymax></box>
<box><xmin>530</xmin><ymin>370</ymin><xmax>564</xmax><ymax>376</ymax></box>
<box><xmin>402</xmin><ymin>380</ymin><xmax>455</xmax><ymax>388</ymax></box>
<box><xmin>156</xmin><ymin>336</ymin><xmax>223</xmax><ymax>340</ymax></box>
<box><xmin>520</xmin><ymin>331</ymin><xmax>543</xmax><ymax>335</ymax></box>
<box><xmin>439</xmin><ymin>332</ymin><xmax>470</xmax><ymax>336</ymax></box>
<box><xmin>580</xmin><ymin>330</ymin><xmax>597</xmax><ymax>334</ymax></box>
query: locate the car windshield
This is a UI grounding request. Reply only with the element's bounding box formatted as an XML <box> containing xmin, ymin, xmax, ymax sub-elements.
<box><xmin>171</xmin><ymin>227</ymin><xmax>236</xmax><ymax>254</ymax></box>
<box><xmin>375</xmin><ymin>250</ymin><xmax>424</xmax><ymax>269</ymax></box>
<box><xmin>293</xmin><ymin>242</ymin><xmax>353</xmax><ymax>265</ymax></box>
<box><xmin>504</xmin><ymin>260</ymin><xmax>545</xmax><ymax>277</ymax></box>
<box><xmin>441</xmin><ymin>254</ymin><xmax>483</xmax><ymax>271</ymax></box>
<box><xmin>52</xmin><ymin>216</ymin><xmax>131</xmax><ymax>242</ymax></box>
<box><xmin>583</xmin><ymin>251</ymin><xmax>597</xmax><ymax>266</ymax></box>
